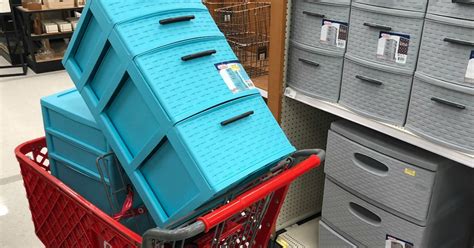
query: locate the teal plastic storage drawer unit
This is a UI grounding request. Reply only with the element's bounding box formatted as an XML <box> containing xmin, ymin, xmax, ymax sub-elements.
<box><xmin>41</xmin><ymin>89</ymin><xmax>155</xmax><ymax>233</ymax></box>
<box><xmin>63</xmin><ymin>0</ymin><xmax>220</xmax><ymax>86</ymax></box>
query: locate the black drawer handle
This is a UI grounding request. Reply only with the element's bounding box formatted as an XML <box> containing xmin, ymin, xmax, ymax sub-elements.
<box><xmin>356</xmin><ymin>75</ymin><xmax>383</xmax><ymax>86</ymax></box>
<box><xmin>299</xmin><ymin>58</ymin><xmax>320</xmax><ymax>67</ymax></box>
<box><xmin>302</xmin><ymin>11</ymin><xmax>325</xmax><ymax>18</ymax></box>
<box><xmin>443</xmin><ymin>37</ymin><xmax>474</xmax><ymax>47</ymax></box>
<box><xmin>353</xmin><ymin>153</ymin><xmax>389</xmax><ymax>176</ymax></box>
<box><xmin>431</xmin><ymin>97</ymin><xmax>466</xmax><ymax>110</ymax></box>
<box><xmin>363</xmin><ymin>22</ymin><xmax>392</xmax><ymax>31</ymax></box>
<box><xmin>159</xmin><ymin>15</ymin><xmax>195</xmax><ymax>25</ymax></box>
<box><xmin>452</xmin><ymin>0</ymin><xmax>474</xmax><ymax>5</ymax></box>
<box><xmin>349</xmin><ymin>202</ymin><xmax>382</xmax><ymax>226</ymax></box>
<box><xmin>221</xmin><ymin>111</ymin><xmax>254</xmax><ymax>126</ymax></box>
<box><xmin>181</xmin><ymin>50</ymin><xmax>216</xmax><ymax>61</ymax></box>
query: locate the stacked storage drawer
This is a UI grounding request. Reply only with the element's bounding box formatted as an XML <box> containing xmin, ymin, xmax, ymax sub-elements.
<box><xmin>41</xmin><ymin>89</ymin><xmax>155</xmax><ymax>235</ymax></box>
<box><xmin>64</xmin><ymin>0</ymin><xmax>295</xmax><ymax>227</ymax></box>
<box><xmin>320</xmin><ymin>120</ymin><xmax>474</xmax><ymax>247</ymax></box>
<box><xmin>407</xmin><ymin>7</ymin><xmax>474</xmax><ymax>153</ymax></box>
<box><xmin>287</xmin><ymin>0</ymin><xmax>350</xmax><ymax>102</ymax></box>
<box><xmin>340</xmin><ymin>2</ymin><xmax>425</xmax><ymax>125</ymax></box>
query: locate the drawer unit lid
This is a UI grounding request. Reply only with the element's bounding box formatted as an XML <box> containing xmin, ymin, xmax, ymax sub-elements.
<box><xmin>41</xmin><ymin>89</ymin><xmax>97</xmax><ymax>129</ymax></box>
<box><xmin>352</xmin><ymin>2</ymin><xmax>425</xmax><ymax>18</ymax></box>
<box><xmin>290</xmin><ymin>39</ymin><xmax>345</xmax><ymax>57</ymax></box>
<box><xmin>331</xmin><ymin>120</ymin><xmax>445</xmax><ymax>171</ymax></box>
<box><xmin>416</xmin><ymin>72</ymin><xmax>474</xmax><ymax>95</ymax></box>
<box><xmin>94</xmin><ymin>0</ymin><xmax>206</xmax><ymax>25</ymax></box>
<box><xmin>345</xmin><ymin>54</ymin><xmax>413</xmax><ymax>75</ymax></box>
<box><xmin>426</xmin><ymin>14</ymin><xmax>474</xmax><ymax>29</ymax></box>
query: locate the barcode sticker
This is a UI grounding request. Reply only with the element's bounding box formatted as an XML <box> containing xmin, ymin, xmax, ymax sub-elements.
<box><xmin>377</xmin><ymin>32</ymin><xmax>410</xmax><ymax>64</ymax></box>
<box><xmin>320</xmin><ymin>19</ymin><xmax>349</xmax><ymax>49</ymax></box>
<box><xmin>466</xmin><ymin>50</ymin><xmax>474</xmax><ymax>84</ymax></box>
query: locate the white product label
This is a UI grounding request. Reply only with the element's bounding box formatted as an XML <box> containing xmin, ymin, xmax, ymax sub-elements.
<box><xmin>377</xmin><ymin>32</ymin><xmax>410</xmax><ymax>64</ymax></box>
<box><xmin>284</xmin><ymin>88</ymin><xmax>297</xmax><ymax>98</ymax></box>
<box><xmin>386</xmin><ymin>235</ymin><xmax>414</xmax><ymax>248</ymax></box>
<box><xmin>215</xmin><ymin>61</ymin><xmax>255</xmax><ymax>94</ymax></box>
<box><xmin>320</xmin><ymin>19</ymin><xmax>349</xmax><ymax>49</ymax></box>
<box><xmin>466</xmin><ymin>51</ymin><xmax>474</xmax><ymax>84</ymax></box>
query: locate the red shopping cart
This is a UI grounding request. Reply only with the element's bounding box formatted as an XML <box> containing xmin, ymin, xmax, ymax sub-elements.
<box><xmin>15</xmin><ymin>137</ymin><xmax>324</xmax><ymax>248</ymax></box>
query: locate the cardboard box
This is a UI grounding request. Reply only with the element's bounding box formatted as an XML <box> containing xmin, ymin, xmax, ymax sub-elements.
<box><xmin>43</xmin><ymin>0</ymin><xmax>75</xmax><ymax>9</ymax></box>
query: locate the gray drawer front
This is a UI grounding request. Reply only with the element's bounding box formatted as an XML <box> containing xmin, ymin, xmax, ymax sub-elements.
<box><xmin>347</xmin><ymin>3</ymin><xmax>424</xmax><ymax>71</ymax></box>
<box><xmin>291</xmin><ymin>0</ymin><xmax>350</xmax><ymax>51</ymax></box>
<box><xmin>287</xmin><ymin>41</ymin><xmax>344</xmax><ymax>102</ymax></box>
<box><xmin>339</xmin><ymin>56</ymin><xmax>413</xmax><ymax>126</ymax></box>
<box><xmin>428</xmin><ymin>0</ymin><xmax>474</xmax><ymax>21</ymax></box>
<box><xmin>319</xmin><ymin>221</ymin><xmax>356</xmax><ymax>248</ymax></box>
<box><xmin>406</xmin><ymin>73</ymin><xmax>474</xmax><ymax>153</ymax></box>
<box><xmin>325</xmin><ymin>130</ymin><xmax>436</xmax><ymax>222</ymax></box>
<box><xmin>353</xmin><ymin>0</ymin><xmax>428</xmax><ymax>12</ymax></box>
<box><xmin>322</xmin><ymin>179</ymin><xmax>426</xmax><ymax>248</ymax></box>
<box><xmin>417</xmin><ymin>15</ymin><xmax>474</xmax><ymax>88</ymax></box>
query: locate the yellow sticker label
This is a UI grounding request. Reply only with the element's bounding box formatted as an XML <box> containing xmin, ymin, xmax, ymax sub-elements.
<box><xmin>404</xmin><ymin>168</ymin><xmax>416</xmax><ymax>177</ymax></box>
<box><xmin>230</xmin><ymin>64</ymin><xmax>241</xmax><ymax>71</ymax></box>
<box><xmin>276</xmin><ymin>237</ymin><xmax>289</xmax><ymax>248</ymax></box>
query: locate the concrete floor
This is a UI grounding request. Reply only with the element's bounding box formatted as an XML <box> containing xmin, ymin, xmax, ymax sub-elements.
<box><xmin>0</xmin><ymin>57</ymin><xmax>73</xmax><ymax>247</ymax></box>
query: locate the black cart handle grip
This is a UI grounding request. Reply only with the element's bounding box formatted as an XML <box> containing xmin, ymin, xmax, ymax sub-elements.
<box><xmin>356</xmin><ymin>75</ymin><xmax>383</xmax><ymax>86</ymax></box>
<box><xmin>299</xmin><ymin>58</ymin><xmax>320</xmax><ymax>67</ymax></box>
<box><xmin>452</xmin><ymin>0</ymin><xmax>474</xmax><ymax>5</ymax></box>
<box><xmin>182</xmin><ymin>50</ymin><xmax>216</xmax><ymax>61</ymax></box>
<box><xmin>159</xmin><ymin>15</ymin><xmax>195</xmax><ymax>25</ymax></box>
<box><xmin>363</xmin><ymin>22</ymin><xmax>392</xmax><ymax>31</ymax></box>
<box><xmin>302</xmin><ymin>11</ymin><xmax>325</xmax><ymax>18</ymax></box>
<box><xmin>443</xmin><ymin>37</ymin><xmax>474</xmax><ymax>46</ymax></box>
<box><xmin>431</xmin><ymin>97</ymin><xmax>466</xmax><ymax>110</ymax></box>
<box><xmin>221</xmin><ymin>111</ymin><xmax>254</xmax><ymax>126</ymax></box>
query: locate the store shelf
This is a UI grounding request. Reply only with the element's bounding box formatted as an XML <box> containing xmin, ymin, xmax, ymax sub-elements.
<box><xmin>284</xmin><ymin>87</ymin><xmax>474</xmax><ymax>168</ymax></box>
<box><xmin>31</xmin><ymin>31</ymin><xmax>74</xmax><ymax>40</ymax></box>
<box><xmin>253</xmin><ymin>75</ymin><xmax>268</xmax><ymax>98</ymax></box>
<box><xmin>16</xmin><ymin>6</ymin><xmax>83</xmax><ymax>14</ymax></box>
<box><xmin>277</xmin><ymin>218</ymin><xmax>320</xmax><ymax>247</ymax></box>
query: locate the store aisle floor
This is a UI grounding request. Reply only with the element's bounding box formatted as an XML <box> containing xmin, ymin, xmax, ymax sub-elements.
<box><xmin>0</xmin><ymin>58</ymin><xmax>73</xmax><ymax>247</ymax></box>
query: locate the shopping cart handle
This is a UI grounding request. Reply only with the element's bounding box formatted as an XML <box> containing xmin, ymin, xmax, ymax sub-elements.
<box><xmin>142</xmin><ymin>221</ymin><xmax>206</xmax><ymax>247</ymax></box>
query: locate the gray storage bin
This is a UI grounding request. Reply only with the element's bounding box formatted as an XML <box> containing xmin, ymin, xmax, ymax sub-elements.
<box><xmin>406</xmin><ymin>72</ymin><xmax>474</xmax><ymax>154</ymax></box>
<box><xmin>417</xmin><ymin>14</ymin><xmax>474</xmax><ymax>88</ymax></box>
<box><xmin>287</xmin><ymin>40</ymin><xmax>344</xmax><ymax>102</ymax></box>
<box><xmin>319</xmin><ymin>221</ymin><xmax>356</xmax><ymax>248</ymax></box>
<box><xmin>353</xmin><ymin>0</ymin><xmax>428</xmax><ymax>12</ymax></box>
<box><xmin>428</xmin><ymin>0</ymin><xmax>474</xmax><ymax>21</ymax></box>
<box><xmin>322</xmin><ymin>178</ymin><xmax>474</xmax><ymax>248</ymax></box>
<box><xmin>290</xmin><ymin>0</ymin><xmax>350</xmax><ymax>51</ymax></box>
<box><xmin>339</xmin><ymin>55</ymin><xmax>413</xmax><ymax>126</ymax></box>
<box><xmin>347</xmin><ymin>3</ymin><xmax>424</xmax><ymax>71</ymax></box>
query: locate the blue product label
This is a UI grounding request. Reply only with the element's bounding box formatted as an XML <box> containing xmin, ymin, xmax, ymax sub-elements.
<box><xmin>320</xmin><ymin>19</ymin><xmax>349</xmax><ymax>48</ymax></box>
<box><xmin>215</xmin><ymin>61</ymin><xmax>255</xmax><ymax>94</ymax></box>
<box><xmin>377</xmin><ymin>32</ymin><xmax>410</xmax><ymax>64</ymax></box>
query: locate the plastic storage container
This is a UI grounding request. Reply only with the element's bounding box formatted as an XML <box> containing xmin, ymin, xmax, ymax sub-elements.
<box><xmin>353</xmin><ymin>0</ymin><xmax>428</xmax><ymax>12</ymax></box>
<box><xmin>41</xmin><ymin>89</ymin><xmax>155</xmax><ymax>234</ymax></box>
<box><xmin>346</xmin><ymin>3</ymin><xmax>424</xmax><ymax>71</ymax></box>
<box><xmin>427</xmin><ymin>0</ymin><xmax>474</xmax><ymax>21</ymax></box>
<box><xmin>290</xmin><ymin>0</ymin><xmax>350</xmax><ymax>51</ymax></box>
<box><xmin>406</xmin><ymin>72</ymin><xmax>474</xmax><ymax>154</ymax></box>
<box><xmin>319</xmin><ymin>221</ymin><xmax>356</xmax><ymax>248</ymax></box>
<box><xmin>287</xmin><ymin>40</ymin><xmax>344</xmax><ymax>102</ymax></box>
<box><xmin>417</xmin><ymin>14</ymin><xmax>474</xmax><ymax>88</ymax></box>
<box><xmin>339</xmin><ymin>55</ymin><xmax>413</xmax><ymax>126</ymax></box>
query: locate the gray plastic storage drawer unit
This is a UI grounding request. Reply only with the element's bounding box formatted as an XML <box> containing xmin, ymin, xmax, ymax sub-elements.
<box><xmin>322</xmin><ymin>178</ymin><xmax>474</xmax><ymax>248</ymax></box>
<box><xmin>417</xmin><ymin>14</ymin><xmax>474</xmax><ymax>88</ymax></box>
<box><xmin>428</xmin><ymin>0</ymin><xmax>474</xmax><ymax>21</ymax></box>
<box><xmin>319</xmin><ymin>221</ymin><xmax>357</xmax><ymax>248</ymax></box>
<box><xmin>325</xmin><ymin>120</ymin><xmax>474</xmax><ymax>225</ymax></box>
<box><xmin>290</xmin><ymin>0</ymin><xmax>350</xmax><ymax>52</ymax></box>
<box><xmin>353</xmin><ymin>0</ymin><xmax>428</xmax><ymax>12</ymax></box>
<box><xmin>347</xmin><ymin>3</ymin><xmax>424</xmax><ymax>71</ymax></box>
<box><xmin>287</xmin><ymin>40</ymin><xmax>344</xmax><ymax>102</ymax></box>
<box><xmin>406</xmin><ymin>72</ymin><xmax>474</xmax><ymax>154</ymax></box>
<box><xmin>339</xmin><ymin>55</ymin><xmax>413</xmax><ymax>126</ymax></box>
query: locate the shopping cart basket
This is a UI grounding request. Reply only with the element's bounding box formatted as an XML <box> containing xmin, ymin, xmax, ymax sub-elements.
<box><xmin>15</xmin><ymin>137</ymin><xmax>324</xmax><ymax>248</ymax></box>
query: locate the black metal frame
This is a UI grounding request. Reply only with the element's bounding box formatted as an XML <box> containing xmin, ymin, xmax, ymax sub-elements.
<box><xmin>0</xmin><ymin>2</ymin><xmax>27</xmax><ymax>78</ymax></box>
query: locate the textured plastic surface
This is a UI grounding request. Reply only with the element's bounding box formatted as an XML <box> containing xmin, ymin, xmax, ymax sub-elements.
<box><xmin>406</xmin><ymin>73</ymin><xmax>474</xmax><ymax>154</ymax></box>
<box><xmin>417</xmin><ymin>14</ymin><xmax>474</xmax><ymax>88</ymax></box>
<box><xmin>319</xmin><ymin>221</ymin><xmax>356</xmax><ymax>248</ymax></box>
<box><xmin>287</xmin><ymin>40</ymin><xmax>344</xmax><ymax>103</ymax></box>
<box><xmin>347</xmin><ymin>3</ymin><xmax>424</xmax><ymax>71</ymax></box>
<box><xmin>339</xmin><ymin>55</ymin><xmax>413</xmax><ymax>126</ymax></box>
<box><xmin>353</xmin><ymin>0</ymin><xmax>428</xmax><ymax>12</ymax></box>
<box><xmin>304</xmin><ymin>0</ymin><xmax>351</xmax><ymax>5</ymax></box>
<box><xmin>290</xmin><ymin>0</ymin><xmax>350</xmax><ymax>51</ymax></box>
<box><xmin>325</xmin><ymin>130</ymin><xmax>436</xmax><ymax>223</ymax></box>
<box><xmin>428</xmin><ymin>0</ymin><xmax>474</xmax><ymax>21</ymax></box>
